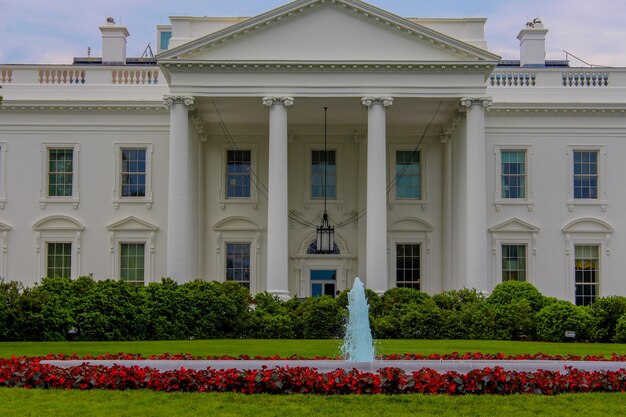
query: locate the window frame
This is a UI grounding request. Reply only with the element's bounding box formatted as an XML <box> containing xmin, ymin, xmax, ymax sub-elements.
<box><xmin>394</xmin><ymin>242</ymin><xmax>422</xmax><ymax>290</ymax></box>
<box><xmin>0</xmin><ymin>142</ymin><xmax>7</xmax><ymax>209</ymax></box>
<box><xmin>106</xmin><ymin>216</ymin><xmax>157</xmax><ymax>285</ymax></box>
<box><xmin>40</xmin><ymin>143</ymin><xmax>80</xmax><ymax>209</ymax></box>
<box><xmin>113</xmin><ymin>143</ymin><xmax>153</xmax><ymax>210</ymax></box>
<box><xmin>494</xmin><ymin>145</ymin><xmax>533</xmax><ymax>212</ymax></box>
<box><xmin>119</xmin><ymin>242</ymin><xmax>147</xmax><ymax>287</ymax></box>
<box><xmin>388</xmin><ymin>144</ymin><xmax>427</xmax><ymax>209</ymax></box>
<box><xmin>224</xmin><ymin>242</ymin><xmax>252</xmax><ymax>290</ymax></box>
<box><xmin>387</xmin><ymin>218</ymin><xmax>432</xmax><ymax>292</ymax></box>
<box><xmin>310</xmin><ymin>149</ymin><xmax>337</xmax><ymax>201</ymax></box>
<box><xmin>46</xmin><ymin>242</ymin><xmax>73</xmax><ymax>279</ymax></box>
<box><xmin>225</xmin><ymin>149</ymin><xmax>253</xmax><ymax>200</ymax></box>
<box><xmin>567</xmin><ymin>145</ymin><xmax>607</xmax><ymax>212</ymax></box>
<box><xmin>34</xmin><ymin>215</ymin><xmax>83</xmax><ymax>280</ymax></box>
<box><xmin>303</xmin><ymin>143</ymin><xmax>343</xmax><ymax>209</ymax></box>
<box><xmin>489</xmin><ymin>218</ymin><xmax>539</xmax><ymax>287</ymax></box>
<box><xmin>219</xmin><ymin>143</ymin><xmax>258</xmax><ymax>209</ymax></box>
<box><xmin>573</xmin><ymin>243</ymin><xmax>601</xmax><ymax>306</ymax></box>
<box><xmin>500</xmin><ymin>243</ymin><xmax>528</xmax><ymax>282</ymax></box>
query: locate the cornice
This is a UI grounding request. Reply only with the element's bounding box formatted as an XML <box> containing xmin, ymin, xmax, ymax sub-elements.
<box><xmin>161</xmin><ymin>61</ymin><xmax>496</xmax><ymax>74</ymax></box>
<box><xmin>488</xmin><ymin>103</ymin><xmax>626</xmax><ymax>113</ymax></box>
<box><xmin>158</xmin><ymin>0</ymin><xmax>499</xmax><ymax>63</ymax></box>
<box><xmin>0</xmin><ymin>100</ymin><xmax>166</xmax><ymax>112</ymax></box>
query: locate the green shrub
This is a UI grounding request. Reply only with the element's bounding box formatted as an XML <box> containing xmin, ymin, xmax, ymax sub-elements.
<box><xmin>588</xmin><ymin>296</ymin><xmax>626</xmax><ymax>342</ymax></box>
<box><xmin>0</xmin><ymin>280</ymin><xmax>20</xmax><ymax>340</ymax></box>
<box><xmin>487</xmin><ymin>281</ymin><xmax>546</xmax><ymax>312</ymax></box>
<box><xmin>399</xmin><ymin>300</ymin><xmax>443</xmax><ymax>339</ymax></box>
<box><xmin>142</xmin><ymin>278</ymin><xmax>189</xmax><ymax>340</ymax></box>
<box><xmin>614</xmin><ymin>313</ymin><xmax>626</xmax><ymax>342</ymax></box>
<box><xmin>535</xmin><ymin>300</ymin><xmax>593</xmax><ymax>342</ymax></box>
<box><xmin>432</xmin><ymin>289</ymin><xmax>484</xmax><ymax>311</ymax></box>
<box><xmin>250</xmin><ymin>292</ymin><xmax>295</xmax><ymax>338</ymax></box>
<box><xmin>293</xmin><ymin>296</ymin><xmax>344</xmax><ymax>339</ymax></box>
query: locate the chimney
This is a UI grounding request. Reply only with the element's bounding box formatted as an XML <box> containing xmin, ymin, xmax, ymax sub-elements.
<box><xmin>517</xmin><ymin>18</ymin><xmax>548</xmax><ymax>67</ymax></box>
<box><xmin>99</xmin><ymin>17</ymin><xmax>130</xmax><ymax>65</ymax></box>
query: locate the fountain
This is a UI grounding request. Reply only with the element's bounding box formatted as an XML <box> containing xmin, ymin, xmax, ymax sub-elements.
<box><xmin>341</xmin><ymin>277</ymin><xmax>375</xmax><ymax>362</ymax></box>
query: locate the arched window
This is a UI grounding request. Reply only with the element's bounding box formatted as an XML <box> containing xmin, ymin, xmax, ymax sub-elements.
<box><xmin>307</xmin><ymin>240</ymin><xmax>340</xmax><ymax>254</ymax></box>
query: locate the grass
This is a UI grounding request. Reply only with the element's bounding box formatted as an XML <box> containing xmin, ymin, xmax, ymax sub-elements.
<box><xmin>0</xmin><ymin>389</ymin><xmax>625</xmax><ymax>417</ymax></box>
<box><xmin>2</xmin><ymin>339</ymin><xmax>626</xmax><ymax>416</ymax></box>
<box><xmin>2</xmin><ymin>339</ymin><xmax>626</xmax><ymax>358</ymax></box>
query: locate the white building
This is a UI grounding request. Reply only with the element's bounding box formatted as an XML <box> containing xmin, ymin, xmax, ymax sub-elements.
<box><xmin>0</xmin><ymin>0</ymin><xmax>623</xmax><ymax>305</ymax></box>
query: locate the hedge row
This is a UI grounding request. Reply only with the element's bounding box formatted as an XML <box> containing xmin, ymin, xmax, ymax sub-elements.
<box><xmin>2</xmin><ymin>277</ymin><xmax>626</xmax><ymax>342</ymax></box>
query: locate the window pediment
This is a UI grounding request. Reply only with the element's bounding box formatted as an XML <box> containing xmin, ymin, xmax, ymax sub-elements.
<box><xmin>562</xmin><ymin>218</ymin><xmax>613</xmax><ymax>234</ymax></box>
<box><xmin>33</xmin><ymin>215</ymin><xmax>84</xmax><ymax>231</ymax></box>
<box><xmin>213</xmin><ymin>216</ymin><xmax>263</xmax><ymax>231</ymax></box>
<box><xmin>388</xmin><ymin>217</ymin><xmax>433</xmax><ymax>232</ymax></box>
<box><xmin>106</xmin><ymin>216</ymin><xmax>159</xmax><ymax>232</ymax></box>
<box><xmin>489</xmin><ymin>218</ymin><xmax>540</xmax><ymax>234</ymax></box>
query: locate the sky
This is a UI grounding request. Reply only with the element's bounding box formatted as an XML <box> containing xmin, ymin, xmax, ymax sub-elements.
<box><xmin>1</xmin><ymin>0</ymin><xmax>625</xmax><ymax>66</ymax></box>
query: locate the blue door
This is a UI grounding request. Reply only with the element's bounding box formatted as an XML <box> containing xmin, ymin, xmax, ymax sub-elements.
<box><xmin>310</xmin><ymin>269</ymin><xmax>336</xmax><ymax>297</ymax></box>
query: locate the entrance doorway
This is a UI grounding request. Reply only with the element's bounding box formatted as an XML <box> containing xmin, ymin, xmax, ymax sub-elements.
<box><xmin>311</xmin><ymin>269</ymin><xmax>336</xmax><ymax>297</ymax></box>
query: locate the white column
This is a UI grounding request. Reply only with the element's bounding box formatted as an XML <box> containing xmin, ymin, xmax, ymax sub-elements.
<box><xmin>460</xmin><ymin>97</ymin><xmax>491</xmax><ymax>292</ymax></box>
<box><xmin>440</xmin><ymin>133</ymin><xmax>453</xmax><ymax>291</ymax></box>
<box><xmin>164</xmin><ymin>95</ymin><xmax>196</xmax><ymax>281</ymax></box>
<box><xmin>263</xmin><ymin>96</ymin><xmax>294</xmax><ymax>299</ymax></box>
<box><xmin>362</xmin><ymin>96</ymin><xmax>393</xmax><ymax>294</ymax></box>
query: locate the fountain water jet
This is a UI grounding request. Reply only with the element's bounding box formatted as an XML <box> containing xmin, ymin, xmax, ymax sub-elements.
<box><xmin>341</xmin><ymin>277</ymin><xmax>375</xmax><ymax>362</ymax></box>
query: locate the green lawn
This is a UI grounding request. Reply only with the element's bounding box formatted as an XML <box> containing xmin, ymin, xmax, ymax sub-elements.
<box><xmin>2</xmin><ymin>339</ymin><xmax>626</xmax><ymax>416</ymax></box>
<box><xmin>2</xmin><ymin>339</ymin><xmax>626</xmax><ymax>358</ymax></box>
<box><xmin>0</xmin><ymin>389</ymin><xmax>625</xmax><ymax>417</ymax></box>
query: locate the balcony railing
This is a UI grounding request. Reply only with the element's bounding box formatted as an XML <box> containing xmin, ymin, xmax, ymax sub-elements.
<box><xmin>489</xmin><ymin>69</ymin><xmax>614</xmax><ymax>88</ymax></box>
<box><xmin>0</xmin><ymin>65</ymin><xmax>161</xmax><ymax>86</ymax></box>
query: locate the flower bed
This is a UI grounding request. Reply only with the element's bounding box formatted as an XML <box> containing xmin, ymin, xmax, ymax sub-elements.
<box><xmin>1</xmin><ymin>357</ymin><xmax>626</xmax><ymax>395</ymax></box>
<box><xmin>38</xmin><ymin>352</ymin><xmax>626</xmax><ymax>361</ymax></box>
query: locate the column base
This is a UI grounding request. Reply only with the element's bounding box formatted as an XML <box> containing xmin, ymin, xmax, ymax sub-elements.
<box><xmin>268</xmin><ymin>290</ymin><xmax>292</xmax><ymax>301</ymax></box>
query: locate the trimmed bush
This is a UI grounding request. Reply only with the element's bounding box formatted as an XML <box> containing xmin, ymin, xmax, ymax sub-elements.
<box><xmin>614</xmin><ymin>313</ymin><xmax>626</xmax><ymax>342</ymax></box>
<box><xmin>293</xmin><ymin>296</ymin><xmax>344</xmax><ymax>339</ymax></box>
<box><xmin>535</xmin><ymin>300</ymin><xmax>593</xmax><ymax>342</ymax></box>
<box><xmin>588</xmin><ymin>296</ymin><xmax>626</xmax><ymax>342</ymax></box>
<box><xmin>487</xmin><ymin>281</ymin><xmax>546</xmax><ymax>312</ymax></box>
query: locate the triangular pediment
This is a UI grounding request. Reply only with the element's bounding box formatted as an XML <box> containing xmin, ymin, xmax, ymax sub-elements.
<box><xmin>106</xmin><ymin>216</ymin><xmax>159</xmax><ymax>231</ymax></box>
<box><xmin>33</xmin><ymin>215</ymin><xmax>84</xmax><ymax>231</ymax></box>
<box><xmin>159</xmin><ymin>0</ymin><xmax>499</xmax><ymax>64</ymax></box>
<box><xmin>562</xmin><ymin>218</ymin><xmax>613</xmax><ymax>234</ymax></box>
<box><xmin>489</xmin><ymin>218</ymin><xmax>540</xmax><ymax>233</ymax></box>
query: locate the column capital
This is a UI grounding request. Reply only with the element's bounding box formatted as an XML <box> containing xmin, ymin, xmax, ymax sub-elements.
<box><xmin>460</xmin><ymin>96</ymin><xmax>492</xmax><ymax>109</ymax></box>
<box><xmin>262</xmin><ymin>96</ymin><xmax>294</xmax><ymax>108</ymax></box>
<box><xmin>163</xmin><ymin>95</ymin><xmax>195</xmax><ymax>108</ymax></box>
<box><xmin>361</xmin><ymin>96</ymin><xmax>393</xmax><ymax>108</ymax></box>
<box><xmin>440</xmin><ymin>132</ymin><xmax>451</xmax><ymax>143</ymax></box>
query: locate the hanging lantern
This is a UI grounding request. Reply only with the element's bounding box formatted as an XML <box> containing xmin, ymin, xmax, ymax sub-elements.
<box><xmin>316</xmin><ymin>212</ymin><xmax>335</xmax><ymax>253</ymax></box>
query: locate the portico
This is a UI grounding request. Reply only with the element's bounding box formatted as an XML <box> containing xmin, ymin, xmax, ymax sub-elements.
<box><xmin>157</xmin><ymin>0</ymin><xmax>499</xmax><ymax>296</ymax></box>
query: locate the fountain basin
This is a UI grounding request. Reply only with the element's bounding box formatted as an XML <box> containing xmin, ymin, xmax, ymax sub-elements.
<box><xmin>40</xmin><ymin>359</ymin><xmax>626</xmax><ymax>374</ymax></box>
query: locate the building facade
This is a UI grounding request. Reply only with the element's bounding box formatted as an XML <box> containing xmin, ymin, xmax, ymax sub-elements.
<box><xmin>0</xmin><ymin>0</ymin><xmax>624</xmax><ymax>305</ymax></box>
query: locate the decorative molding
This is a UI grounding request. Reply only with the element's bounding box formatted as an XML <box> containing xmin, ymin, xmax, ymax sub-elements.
<box><xmin>262</xmin><ymin>96</ymin><xmax>294</xmax><ymax>107</ymax></box>
<box><xmin>460</xmin><ymin>96</ymin><xmax>492</xmax><ymax>109</ymax></box>
<box><xmin>361</xmin><ymin>96</ymin><xmax>394</xmax><ymax>108</ymax></box>
<box><xmin>163</xmin><ymin>95</ymin><xmax>195</xmax><ymax>108</ymax></box>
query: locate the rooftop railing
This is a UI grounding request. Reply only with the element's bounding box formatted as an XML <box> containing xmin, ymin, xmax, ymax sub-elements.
<box><xmin>489</xmin><ymin>68</ymin><xmax>616</xmax><ymax>88</ymax></box>
<box><xmin>0</xmin><ymin>65</ymin><xmax>161</xmax><ymax>86</ymax></box>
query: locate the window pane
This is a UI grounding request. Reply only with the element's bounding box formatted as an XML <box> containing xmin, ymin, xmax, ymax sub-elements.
<box><xmin>47</xmin><ymin>242</ymin><xmax>72</xmax><ymax>278</ymax></box>
<box><xmin>396</xmin><ymin>243</ymin><xmax>420</xmax><ymax>290</ymax></box>
<box><xmin>311</xmin><ymin>150</ymin><xmax>336</xmax><ymax>199</ymax></box>
<box><xmin>226</xmin><ymin>150</ymin><xmax>252</xmax><ymax>199</ymax></box>
<box><xmin>225</xmin><ymin>243</ymin><xmax>251</xmax><ymax>289</ymax></box>
<box><xmin>121</xmin><ymin>148</ymin><xmax>147</xmax><ymax>197</ymax></box>
<box><xmin>573</xmin><ymin>151</ymin><xmax>598</xmax><ymax>200</ymax></box>
<box><xmin>501</xmin><ymin>244</ymin><xmax>527</xmax><ymax>282</ymax></box>
<box><xmin>395</xmin><ymin>151</ymin><xmax>421</xmax><ymax>199</ymax></box>
<box><xmin>48</xmin><ymin>149</ymin><xmax>73</xmax><ymax>197</ymax></box>
<box><xmin>501</xmin><ymin>150</ymin><xmax>526</xmax><ymax>199</ymax></box>
<box><xmin>120</xmin><ymin>243</ymin><xmax>145</xmax><ymax>286</ymax></box>
<box><xmin>574</xmin><ymin>244</ymin><xmax>599</xmax><ymax>306</ymax></box>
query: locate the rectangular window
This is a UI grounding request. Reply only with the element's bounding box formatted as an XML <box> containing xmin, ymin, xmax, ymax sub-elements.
<box><xmin>46</xmin><ymin>242</ymin><xmax>71</xmax><ymax>278</ymax></box>
<box><xmin>311</xmin><ymin>150</ymin><xmax>336</xmax><ymax>199</ymax></box>
<box><xmin>396</xmin><ymin>243</ymin><xmax>421</xmax><ymax>289</ymax></box>
<box><xmin>395</xmin><ymin>151</ymin><xmax>421</xmax><ymax>199</ymax></box>
<box><xmin>311</xmin><ymin>270</ymin><xmax>336</xmax><ymax>297</ymax></box>
<box><xmin>48</xmin><ymin>148</ymin><xmax>73</xmax><ymax>197</ymax></box>
<box><xmin>573</xmin><ymin>150</ymin><xmax>598</xmax><ymax>199</ymax></box>
<box><xmin>575</xmin><ymin>245</ymin><xmax>599</xmax><ymax>306</ymax></box>
<box><xmin>501</xmin><ymin>244</ymin><xmax>527</xmax><ymax>282</ymax></box>
<box><xmin>226</xmin><ymin>150</ymin><xmax>252</xmax><ymax>198</ymax></box>
<box><xmin>120</xmin><ymin>243</ymin><xmax>145</xmax><ymax>286</ymax></box>
<box><xmin>501</xmin><ymin>150</ymin><xmax>526</xmax><ymax>199</ymax></box>
<box><xmin>121</xmin><ymin>148</ymin><xmax>146</xmax><ymax>197</ymax></box>
<box><xmin>226</xmin><ymin>243</ymin><xmax>251</xmax><ymax>289</ymax></box>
